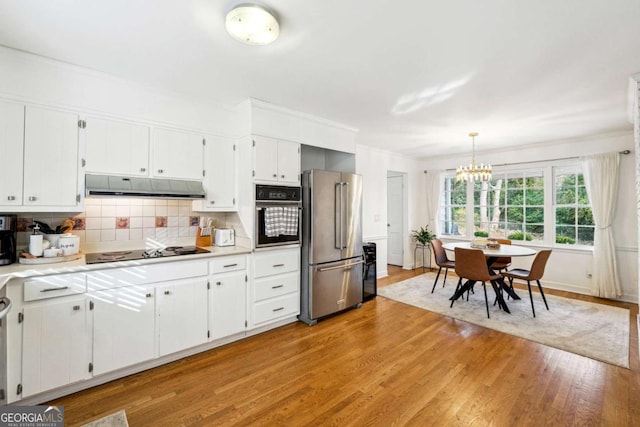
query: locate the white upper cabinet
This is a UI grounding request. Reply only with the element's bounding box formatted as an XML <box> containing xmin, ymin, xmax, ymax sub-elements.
<box><xmin>152</xmin><ymin>128</ymin><xmax>204</xmax><ymax>180</ymax></box>
<box><xmin>0</xmin><ymin>101</ymin><xmax>24</xmax><ymax>206</ymax></box>
<box><xmin>277</xmin><ymin>140</ymin><xmax>301</xmax><ymax>183</ymax></box>
<box><xmin>84</xmin><ymin>116</ymin><xmax>150</xmax><ymax>176</ymax></box>
<box><xmin>253</xmin><ymin>135</ymin><xmax>300</xmax><ymax>185</ymax></box>
<box><xmin>22</xmin><ymin>106</ymin><xmax>82</xmax><ymax>209</ymax></box>
<box><xmin>194</xmin><ymin>134</ymin><xmax>237</xmax><ymax>211</ymax></box>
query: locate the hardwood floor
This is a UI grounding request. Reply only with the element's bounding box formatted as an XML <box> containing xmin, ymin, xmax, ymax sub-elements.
<box><xmin>50</xmin><ymin>266</ymin><xmax>639</xmax><ymax>426</ymax></box>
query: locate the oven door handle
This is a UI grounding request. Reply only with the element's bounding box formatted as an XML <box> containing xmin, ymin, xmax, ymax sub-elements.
<box><xmin>0</xmin><ymin>297</ymin><xmax>12</xmax><ymax>320</ymax></box>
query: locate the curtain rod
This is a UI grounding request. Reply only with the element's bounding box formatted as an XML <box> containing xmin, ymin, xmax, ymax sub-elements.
<box><xmin>429</xmin><ymin>149</ymin><xmax>632</xmax><ymax>173</ymax></box>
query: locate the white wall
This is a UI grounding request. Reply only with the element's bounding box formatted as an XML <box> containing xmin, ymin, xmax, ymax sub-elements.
<box><xmin>0</xmin><ymin>46</ymin><xmax>236</xmax><ymax>135</ymax></box>
<box><xmin>422</xmin><ymin>131</ymin><xmax>638</xmax><ymax>302</ymax></box>
<box><xmin>356</xmin><ymin>145</ymin><xmax>427</xmax><ymax>278</ymax></box>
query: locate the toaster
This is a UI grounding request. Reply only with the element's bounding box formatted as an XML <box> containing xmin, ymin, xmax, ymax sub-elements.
<box><xmin>214</xmin><ymin>228</ymin><xmax>235</xmax><ymax>246</ymax></box>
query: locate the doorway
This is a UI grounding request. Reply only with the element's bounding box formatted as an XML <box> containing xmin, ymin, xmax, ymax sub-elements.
<box><xmin>387</xmin><ymin>171</ymin><xmax>406</xmax><ymax>266</ymax></box>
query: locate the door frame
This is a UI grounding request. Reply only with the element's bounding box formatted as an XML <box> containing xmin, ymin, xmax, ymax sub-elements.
<box><xmin>387</xmin><ymin>171</ymin><xmax>408</xmax><ymax>268</ymax></box>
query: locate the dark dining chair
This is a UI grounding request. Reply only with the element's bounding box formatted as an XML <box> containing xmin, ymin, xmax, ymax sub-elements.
<box><xmin>490</xmin><ymin>238</ymin><xmax>512</xmax><ymax>272</ymax></box>
<box><xmin>502</xmin><ymin>250</ymin><xmax>552</xmax><ymax>317</ymax></box>
<box><xmin>430</xmin><ymin>239</ymin><xmax>455</xmax><ymax>293</ymax></box>
<box><xmin>452</xmin><ymin>247</ymin><xmax>502</xmax><ymax>318</ymax></box>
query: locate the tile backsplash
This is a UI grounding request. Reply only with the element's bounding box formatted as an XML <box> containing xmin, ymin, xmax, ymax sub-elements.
<box><xmin>15</xmin><ymin>198</ymin><xmax>242</xmax><ymax>251</ymax></box>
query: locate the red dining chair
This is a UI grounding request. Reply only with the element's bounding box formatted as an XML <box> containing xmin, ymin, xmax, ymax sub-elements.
<box><xmin>502</xmin><ymin>250</ymin><xmax>552</xmax><ymax>317</ymax></box>
<box><xmin>430</xmin><ymin>239</ymin><xmax>455</xmax><ymax>293</ymax></box>
<box><xmin>453</xmin><ymin>247</ymin><xmax>502</xmax><ymax>318</ymax></box>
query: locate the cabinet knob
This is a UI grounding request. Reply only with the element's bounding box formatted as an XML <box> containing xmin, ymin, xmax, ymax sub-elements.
<box><xmin>216</xmin><ymin>281</ymin><xmax>222</xmax><ymax>286</ymax></box>
<box><xmin>272</xmin><ymin>174</ymin><xmax>277</xmax><ymax>178</ymax></box>
<box><xmin>7</xmin><ymin>196</ymin><xmax>15</xmax><ymax>201</ymax></box>
<box><xmin>140</xmin><ymin>167</ymin><xmax>146</xmax><ymax>172</ymax></box>
<box><xmin>210</xmin><ymin>200</ymin><xmax>215</xmax><ymax>205</ymax></box>
<box><xmin>164</xmin><ymin>290</ymin><xmax>171</xmax><ymax>295</ymax></box>
<box><xmin>281</xmin><ymin>175</ymin><xmax>285</xmax><ymax>179</ymax></box>
<box><xmin>28</xmin><ymin>196</ymin><xmax>37</xmax><ymax>201</ymax></box>
<box><xmin>72</xmin><ymin>305</ymin><xmax>81</xmax><ymax>311</ymax></box>
<box><xmin>158</xmin><ymin>169</ymin><xmax>164</xmax><ymax>174</ymax></box>
<box><xmin>146</xmin><ymin>293</ymin><xmax>153</xmax><ymax>298</ymax></box>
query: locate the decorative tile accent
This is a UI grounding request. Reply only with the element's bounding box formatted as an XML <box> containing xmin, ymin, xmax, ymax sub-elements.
<box><xmin>17</xmin><ymin>217</ymin><xmax>32</xmax><ymax>232</ymax></box>
<box><xmin>116</xmin><ymin>217</ymin><xmax>130</xmax><ymax>229</ymax></box>
<box><xmin>72</xmin><ymin>217</ymin><xmax>86</xmax><ymax>230</ymax></box>
<box><xmin>189</xmin><ymin>216</ymin><xmax>200</xmax><ymax>226</ymax></box>
<box><xmin>155</xmin><ymin>216</ymin><xmax>168</xmax><ymax>227</ymax></box>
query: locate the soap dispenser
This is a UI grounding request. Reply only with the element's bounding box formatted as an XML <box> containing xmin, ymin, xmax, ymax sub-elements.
<box><xmin>29</xmin><ymin>223</ymin><xmax>43</xmax><ymax>257</ymax></box>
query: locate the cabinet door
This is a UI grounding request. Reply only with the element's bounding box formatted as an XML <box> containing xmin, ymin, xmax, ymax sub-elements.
<box><xmin>200</xmin><ymin>135</ymin><xmax>237</xmax><ymax>210</ymax></box>
<box><xmin>0</xmin><ymin>101</ymin><xmax>24</xmax><ymax>207</ymax></box>
<box><xmin>277</xmin><ymin>140</ymin><xmax>300</xmax><ymax>184</ymax></box>
<box><xmin>91</xmin><ymin>286</ymin><xmax>155</xmax><ymax>376</ymax></box>
<box><xmin>85</xmin><ymin>116</ymin><xmax>149</xmax><ymax>176</ymax></box>
<box><xmin>23</xmin><ymin>106</ymin><xmax>80</xmax><ymax>208</ymax></box>
<box><xmin>152</xmin><ymin>128</ymin><xmax>203</xmax><ymax>180</ymax></box>
<box><xmin>21</xmin><ymin>296</ymin><xmax>90</xmax><ymax>397</ymax></box>
<box><xmin>156</xmin><ymin>278</ymin><xmax>208</xmax><ymax>356</ymax></box>
<box><xmin>252</xmin><ymin>136</ymin><xmax>279</xmax><ymax>182</ymax></box>
<box><xmin>210</xmin><ymin>271</ymin><xmax>246</xmax><ymax>340</ymax></box>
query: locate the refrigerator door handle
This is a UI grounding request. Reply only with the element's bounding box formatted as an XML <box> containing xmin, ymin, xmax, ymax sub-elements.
<box><xmin>317</xmin><ymin>260</ymin><xmax>364</xmax><ymax>272</ymax></box>
<box><xmin>335</xmin><ymin>182</ymin><xmax>343</xmax><ymax>250</ymax></box>
<box><xmin>342</xmin><ymin>182</ymin><xmax>349</xmax><ymax>250</ymax></box>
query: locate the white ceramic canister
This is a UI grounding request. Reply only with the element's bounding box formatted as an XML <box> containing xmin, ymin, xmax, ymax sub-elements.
<box><xmin>57</xmin><ymin>234</ymin><xmax>79</xmax><ymax>255</ymax></box>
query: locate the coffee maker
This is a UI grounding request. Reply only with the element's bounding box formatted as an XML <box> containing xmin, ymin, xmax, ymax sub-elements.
<box><xmin>0</xmin><ymin>215</ymin><xmax>17</xmax><ymax>265</ymax></box>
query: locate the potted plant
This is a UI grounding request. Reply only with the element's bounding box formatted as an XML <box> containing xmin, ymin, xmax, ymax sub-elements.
<box><xmin>410</xmin><ymin>225</ymin><xmax>435</xmax><ymax>247</ymax></box>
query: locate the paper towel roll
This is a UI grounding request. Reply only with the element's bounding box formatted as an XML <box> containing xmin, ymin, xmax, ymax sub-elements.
<box><xmin>29</xmin><ymin>235</ymin><xmax>43</xmax><ymax>257</ymax></box>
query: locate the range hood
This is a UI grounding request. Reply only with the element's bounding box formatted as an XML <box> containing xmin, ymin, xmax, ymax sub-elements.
<box><xmin>85</xmin><ymin>174</ymin><xmax>206</xmax><ymax>199</ymax></box>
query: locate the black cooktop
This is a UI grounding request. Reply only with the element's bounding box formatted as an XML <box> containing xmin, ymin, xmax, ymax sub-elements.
<box><xmin>85</xmin><ymin>246</ymin><xmax>210</xmax><ymax>264</ymax></box>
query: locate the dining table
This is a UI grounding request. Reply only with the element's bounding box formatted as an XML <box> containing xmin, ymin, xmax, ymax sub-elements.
<box><xmin>442</xmin><ymin>241</ymin><xmax>537</xmax><ymax>313</ymax></box>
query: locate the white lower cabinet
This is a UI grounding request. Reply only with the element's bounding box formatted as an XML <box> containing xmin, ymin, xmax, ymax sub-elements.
<box><xmin>7</xmin><ymin>253</ymin><xmax>299</xmax><ymax>403</ymax></box>
<box><xmin>21</xmin><ymin>295</ymin><xmax>91</xmax><ymax>398</ymax></box>
<box><xmin>157</xmin><ymin>278</ymin><xmax>209</xmax><ymax>356</ymax></box>
<box><xmin>91</xmin><ymin>285</ymin><xmax>156</xmax><ymax>376</ymax></box>
<box><xmin>209</xmin><ymin>255</ymin><xmax>247</xmax><ymax>340</ymax></box>
<box><xmin>252</xmin><ymin>247</ymin><xmax>300</xmax><ymax>327</ymax></box>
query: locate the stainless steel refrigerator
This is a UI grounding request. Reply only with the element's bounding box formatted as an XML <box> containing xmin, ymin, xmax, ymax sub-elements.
<box><xmin>299</xmin><ymin>169</ymin><xmax>363</xmax><ymax>325</ymax></box>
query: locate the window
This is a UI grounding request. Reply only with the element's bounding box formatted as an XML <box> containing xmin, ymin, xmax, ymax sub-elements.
<box><xmin>437</xmin><ymin>163</ymin><xmax>594</xmax><ymax>246</ymax></box>
<box><xmin>473</xmin><ymin>171</ymin><xmax>544</xmax><ymax>242</ymax></box>
<box><xmin>554</xmin><ymin>166</ymin><xmax>594</xmax><ymax>245</ymax></box>
<box><xmin>439</xmin><ymin>175</ymin><xmax>467</xmax><ymax>236</ymax></box>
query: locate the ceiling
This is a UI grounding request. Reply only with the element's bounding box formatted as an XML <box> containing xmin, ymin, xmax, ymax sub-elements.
<box><xmin>0</xmin><ymin>0</ymin><xmax>639</xmax><ymax>158</ymax></box>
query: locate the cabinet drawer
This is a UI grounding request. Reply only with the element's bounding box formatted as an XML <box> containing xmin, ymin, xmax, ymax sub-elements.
<box><xmin>254</xmin><ymin>249</ymin><xmax>299</xmax><ymax>278</ymax></box>
<box><xmin>87</xmin><ymin>260</ymin><xmax>207</xmax><ymax>290</ymax></box>
<box><xmin>253</xmin><ymin>293</ymin><xmax>299</xmax><ymax>324</ymax></box>
<box><xmin>210</xmin><ymin>255</ymin><xmax>246</xmax><ymax>274</ymax></box>
<box><xmin>24</xmin><ymin>273</ymin><xmax>87</xmax><ymax>302</ymax></box>
<box><xmin>255</xmin><ymin>272</ymin><xmax>298</xmax><ymax>302</ymax></box>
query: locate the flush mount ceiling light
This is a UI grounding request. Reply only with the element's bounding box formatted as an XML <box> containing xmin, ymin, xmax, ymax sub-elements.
<box><xmin>456</xmin><ymin>132</ymin><xmax>492</xmax><ymax>182</ymax></box>
<box><xmin>225</xmin><ymin>3</ymin><xmax>279</xmax><ymax>45</ymax></box>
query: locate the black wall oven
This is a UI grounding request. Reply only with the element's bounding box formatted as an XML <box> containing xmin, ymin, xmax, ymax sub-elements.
<box><xmin>255</xmin><ymin>185</ymin><xmax>302</xmax><ymax>248</ymax></box>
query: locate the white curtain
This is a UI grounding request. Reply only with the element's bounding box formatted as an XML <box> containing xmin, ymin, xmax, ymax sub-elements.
<box><xmin>580</xmin><ymin>152</ymin><xmax>622</xmax><ymax>298</ymax></box>
<box><xmin>425</xmin><ymin>170</ymin><xmax>443</xmax><ymax>235</ymax></box>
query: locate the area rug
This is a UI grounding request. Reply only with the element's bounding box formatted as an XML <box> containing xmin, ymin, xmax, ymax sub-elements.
<box><xmin>378</xmin><ymin>273</ymin><xmax>630</xmax><ymax>368</ymax></box>
<box><xmin>81</xmin><ymin>410</ymin><xmax>129</xmax><ymax>427</ymax></box>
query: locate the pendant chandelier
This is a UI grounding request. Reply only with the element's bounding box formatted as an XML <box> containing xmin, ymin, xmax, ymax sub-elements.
<box><xmin>456</xmin><ymin>132</ymin><xmax>492</xmax><ymax>182</ymax></box>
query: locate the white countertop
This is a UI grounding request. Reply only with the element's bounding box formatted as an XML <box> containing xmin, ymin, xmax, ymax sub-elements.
<box><xmin>0</xmin><ymin>245</ymin><xmax>253</xmax><ymax>288</ymax></box>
